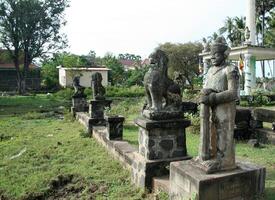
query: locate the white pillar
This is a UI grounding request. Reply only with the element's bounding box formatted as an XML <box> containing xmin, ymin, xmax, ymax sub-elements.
<box><xmin>244</xmin><ymin>54</ymin><xmax>256</xmax><ymax>95</ymax></box>
<box><xmin>246</xmin><ymin>0</ymin><xmax>256</xmax><ymax>45</ymax></box>
<box><xmin>202</xmin><ymin>58</ymin><xmax>210</xmax><ymax>83</ymax></box>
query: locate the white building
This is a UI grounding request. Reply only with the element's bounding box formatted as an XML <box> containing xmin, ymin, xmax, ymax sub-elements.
<box><xmin>58</xmin><ymin>66</ymin><xmax>110</xmax><ymax>87</ymax></box>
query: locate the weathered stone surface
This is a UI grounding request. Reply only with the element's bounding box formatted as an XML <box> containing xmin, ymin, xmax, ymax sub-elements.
<box><xmin>159</xmin><ymin>140</ymin><xmax>173</xmax><ymax>151</ymax></box>
<box><xmin>142</xmin><ymin>49</ymin><xmax>183</xmax><ymax>120</ymax></box>
<box><xmin>135</xmin><ymin>117</ymin><xmax>190</xmax><ymax>130</ymax></box>
<box><xmin>136</xmin><ymin>117</ymin><xmax>190</xmax><ymax>160</ymax></box>
<box><xmin>198</xmin><ymin>36</ymin><xmax>240</xmax><ymax>173</ymax></box>
<box><xmin>254</xmin><ymin>128</ymin><xmax>275</xmax><ymax>145</ymax></box>
<box><xmin>89</xmin><ymin>99</ymin><xmax>112</xmax><ymax>119</ymax></box>
<box><xmin>71</xmin><ymin>97</ymin><xmax>88</xmax><ymax>114</ymax></box>
<box><xmin>91</xmin><ymin>125</ymin><xmax>191</xmax><ymax>191</ymax></box>
<box><xmin>91</xmin><ymin>72</ymin><xmax>105</xmax><ymax>100</ymax></box>
<box><xmin>72</xmin><ymin>76</ymin><xmax>86</xmax><ymax>98</ymax></box>
<box><xmin>75</xmin><ymin>112</ymin><xmax>105</xmax><ymax>134</ymax></box>
<box><xmin>252</xmin><ymin>108</ymin><xmax>275</xmax><ymax>123</ymax></box>
<box><xmin>170</xmin><ymin>160</ymin><xmax>266</xmax><ymax>200</ymax></box>
<box><xmin>105</xmin><ymin>115</ymin><xmax>124</xmax><ymax>140</ymax></box>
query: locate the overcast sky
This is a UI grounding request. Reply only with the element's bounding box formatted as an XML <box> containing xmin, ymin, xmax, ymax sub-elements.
<box><xmin>64</xmin><ymin>0</ymin><xmax>247</xmax><ymax>58</ymax></box>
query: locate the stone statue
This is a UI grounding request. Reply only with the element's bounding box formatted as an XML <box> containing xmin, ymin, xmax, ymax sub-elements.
<box><xmin>195</xmin><ymin>36</ymin><xmax>240</xmax><ymax>173</ymax></box>
<box><xmin>72</xmin><ymin>76</ymin><xmax>86</xmax><ymax>98</ymax></box>
<box><xmin>202</xmin><ymin>37</ymin><xmax>210</xmax><ymax>53</ymax></box>
<box><xmin>143</xmin><ymin>49</ymin><xmax>182</xmax><ymax>120</ymax></box>
<box><xmin>91</xmin><ymin>72</ymin><xmax>106</xmax><ymax>100</ymax></box>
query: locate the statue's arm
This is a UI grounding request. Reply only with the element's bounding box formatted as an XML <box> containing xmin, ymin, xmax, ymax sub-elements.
<box><xmin>212</xmin><ymin>66</ymin><xmax>240</xmax><ymax>105</ymax></box>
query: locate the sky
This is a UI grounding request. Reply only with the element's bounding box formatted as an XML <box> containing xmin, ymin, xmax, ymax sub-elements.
<box><xmin>64</xmin><ymin>0</ymin><xmax>247</xmax><ymax>59</ymax></box>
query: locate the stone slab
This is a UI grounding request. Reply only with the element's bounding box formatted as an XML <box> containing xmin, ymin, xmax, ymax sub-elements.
<box><xmin>255</xmin><ymin>128</ymin><xmax>275</xmax><ymax>145</ymax></box>
<box><xmin>170</xmin><ymin>160</ymin><xmax>266</xmax><ymax>200</ymax></box>
<box><xmin>135</xmin><ymin>117</ymin><xmax>190</xmax><ymax>130</ymax></box>
<box><xmin>75</xmin><ymin>112</ymin><xmax>105</xmax><ymax>134</ymax></box>
<box><xmin>131</xmin><ymin>151</ymin><xmax>191</xmax><ymax>191</ymax></box>
<box><xmin>105</xmin><ymin>115</ymin><xmax>125</xmax><ymax>140</ymax></box>
<box><xmin>152</xmin><ymin>175</ymin><xmax>170</xmax><ymax>193</ymax></box>
<box><xmin>252</xmin><ymin>108</ymin><xmax>275</xmax><ymax>123</ymax></box>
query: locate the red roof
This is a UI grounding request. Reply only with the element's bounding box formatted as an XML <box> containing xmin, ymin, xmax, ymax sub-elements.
<box><xmin>0</xmin><ymin>49</ymin><xmax>38</xmax><ymax>69</ymax></box>
<box><xmin>0</xmin><ymin>63</ymin><xmax>38</xmax><ymax>69</ymax></box>
<box><xmin>120</xmin><ymin>59</ymin><xmax>136</xmax><ymax>66</ymax></box>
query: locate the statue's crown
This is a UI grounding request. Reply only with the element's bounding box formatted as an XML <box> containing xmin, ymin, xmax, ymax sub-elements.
<box><xmin>211</xmin><ymin>36</ymin><xmax>229</xmax><ymax>54</ymax></box>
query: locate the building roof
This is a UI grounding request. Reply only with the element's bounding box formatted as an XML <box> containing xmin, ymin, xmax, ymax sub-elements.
<box><xmin>0</xmin><ymin>49</ymin><xmax>38</xmax><ymax>69</ymax></box>
<box><xmin>200</xmin><ymin>45</ymin><xmax>275</xmax><ymax>61</ymax></box>
<box><xmin>57</xmin><ymin>66</ymin><xmax>110</xmax><ymax>71</ymax></box>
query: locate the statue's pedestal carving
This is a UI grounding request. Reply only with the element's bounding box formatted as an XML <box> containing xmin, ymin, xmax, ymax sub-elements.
<box><xmin>71</xmin><ymin>97</ymin><xmax>88</xmax><ymax>114</ymax></box>
<box><xmin>135</xmin><ymin>117</ymin><xmax>190</xmax><ymax>160</ymax></box>
<box><xmin>132</xmin><ymin>117</ymin><xmax>191</xmax><ymax>189</ymax></box>
<box><xmin>105</xmin><ymin>115</ymin><xmax>125</xmax><ymax>140</ymax></box>
<box><xmin>89</xmin><ymin>99</ymin><xmax>112</xmax><ymax>118</ymax></box>
<box><xmin>169</xmin><ymin>160</ymin><xmax>265</xmax><ymax>200</ymax></box>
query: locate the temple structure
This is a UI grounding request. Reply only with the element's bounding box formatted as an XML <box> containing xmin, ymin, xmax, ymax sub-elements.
<box><xmin>200</xmin><ymin>0</ymin><xmax>275</xmax><ymax>95</ymax></box>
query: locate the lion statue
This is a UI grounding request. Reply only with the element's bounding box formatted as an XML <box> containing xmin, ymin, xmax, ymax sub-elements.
<box><xmin>143</xmin><ymin>49</ymin><xmax>182</xmax><ymax>120</ymax></box>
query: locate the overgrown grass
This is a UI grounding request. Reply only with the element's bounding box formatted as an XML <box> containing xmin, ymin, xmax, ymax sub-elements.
<box><xmin>1</xmin><ymin>94</ymin><xmax>275</xmax><ymax>199</ymax></box>
<box><xmin>0</xmin><ymin>95</ymin><xmax>148</xmax><ymax>199</ymax></box>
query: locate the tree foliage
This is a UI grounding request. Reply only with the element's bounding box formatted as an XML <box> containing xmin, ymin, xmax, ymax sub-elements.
<box><xmin>158</xmin><ymin>42</ymin><xmax>203</xmax><ymax>89</ymax></box>
<box><xmin>102</xmin><ymin>53</ymin><xmax>126</xmax><ymax>85</ymax></box>
<box><xmin>0</xmin><ymin>0</ymin><xmax>69</xmax><ymax>93</ymax></box>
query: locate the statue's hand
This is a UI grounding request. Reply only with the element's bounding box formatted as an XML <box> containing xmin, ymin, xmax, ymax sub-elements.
<box><xmin>201</xmin><ymin>88</ymin><xmax>215</xmax><ymax>96</ymax></box>
<box><xmin>200</xmin><ymin>93</ymin><xmax>216</xmax><ymax>106</ymax></box>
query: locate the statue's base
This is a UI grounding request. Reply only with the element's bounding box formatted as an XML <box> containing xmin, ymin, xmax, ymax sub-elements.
<box><xmin>89</xmin><ymin>99</ymin><xmax>112</xmax><ymax>118</ymax></box>
<box><xmin>71</xmin><ymin>97</ymin><xmax>88</xmax><ymax>114</ymax></box>
<box><xmin>104</xmin><ymin>115</ymin><xmax>125</xmax><ymax>140</ymax></box>
<box><xmin>142</xmin><ymin>110</ymin><xmax>183</xmax><ymax>120</ymax></box>
<box><xmin>170</xmin><ymin>160</ymin><xmax>266</xmax><ymax>200</ymax></box>
<box><xmin>135</xmin><ymin>117</ymin><xmax>190</xmax><ymax>160</ymax></box>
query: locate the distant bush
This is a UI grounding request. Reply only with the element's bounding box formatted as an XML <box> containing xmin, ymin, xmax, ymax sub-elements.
<box><xmin>54</xmin><ymin>88</ymin><xmax>74</xmax><ymax>100</ymax></box>
<box><xmin>106</xmin><ymin>85</ymin><xmax>144</xmax><ymax>97</ymax></box>
<box><xmin>185</xmin><ymin>113</ymin><xmax>200</xmax><ymax>134</ymax></box>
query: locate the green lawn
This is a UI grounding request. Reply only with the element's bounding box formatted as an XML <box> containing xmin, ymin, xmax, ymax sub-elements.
<box><xmin>1</xmin><ymin>95</ymin><xmax>275</xmax><ymax>199</ymax></box>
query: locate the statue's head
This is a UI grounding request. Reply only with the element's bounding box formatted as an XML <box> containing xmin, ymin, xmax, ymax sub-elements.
<box><xmin>73</xmin><ymin>76</ymin><xmax>80</xmax><ymax>86</ymax></box>
<box><xmin>149</xmin><ymin>49</ymin><xmax>169</xmax><ymax>68</ymax></box>
<box><xmin>92</xmin><ymin>72</ymin><xmax>103</xmax><ymax>84</ymax></box>
<box><xmin>210</xmin><ymin>36</ymin><xmax>230</xmax><ymax>67</ymax></box>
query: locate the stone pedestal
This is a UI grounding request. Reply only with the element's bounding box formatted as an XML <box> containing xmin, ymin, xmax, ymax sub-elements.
<box><xmin>71</xmin><ymin>97</ymin><xmax>88</xmax><ymax>114</ymax></box>
<box><xmin>89</xmin><ymin>99</ymin><xmax>112</xmax><ymax>118</ymax></box>
<box><xmin>135</xmin><ymin>117</ymin><xmax>190</xmax><ymax>160</ymax></box>
<box><xmin>105</xmin><ymin>115</ymin><xmax>125</xmax><ymax>140</ymax></box>
<box><xmin>132</xmin><ymin>117</ymin><xmax>191</xmax><ymax>190</ymax></box>
<box><xmin>170</xmin><ymin>160</ymin><xmax>265</xmax><ymax>200</ymax></box>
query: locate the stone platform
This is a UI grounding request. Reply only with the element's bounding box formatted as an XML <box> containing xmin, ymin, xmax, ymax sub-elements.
<box><xmin>89</xmin><ymin>99</ymin><xmax>112</xmax><ymax>118</ymax></box>
<box><xmin>135</xmin><ymin>117</ymin><xmax>190</xmax><ymax>160</ymax></box>
<box><xmin>170</xmin><ymin>160</ymin><xmax>266</xmax><ymax>200</ymax></box>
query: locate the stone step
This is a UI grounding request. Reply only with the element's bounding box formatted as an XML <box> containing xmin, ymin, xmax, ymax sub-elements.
<box><xmin>255</xmin><ymin>128</ymin><xmax>275</xmax><ymax>145</ymax></box>
<box><xmin>152</xmin><ymin>175</ymin><xmax>170</xmax><ymax>193</ymax></box>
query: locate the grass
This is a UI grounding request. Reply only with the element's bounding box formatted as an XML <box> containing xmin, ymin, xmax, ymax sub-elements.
<box><xmin>1</xmin><ymin>94</ymin><xmax>275</xmax><ymax>199</ymax></box>
<box><xmin>0</xmin><ymin>95</ymin><xmax>152</xmax><ymax>200</ymax></box>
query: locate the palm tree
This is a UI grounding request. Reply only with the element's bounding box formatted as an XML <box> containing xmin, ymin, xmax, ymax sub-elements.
<box><xmin>219</xmin><ymin>17</ymin><xmax>235</xmax><ymax>45</ymax></box>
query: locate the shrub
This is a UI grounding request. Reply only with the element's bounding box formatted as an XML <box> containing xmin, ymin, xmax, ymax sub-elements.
<box><xmin>54</xmin><ymin>88</ymin><xmax>74</xmax><ymax>100</ymax></box>
<box><xmin>185</xmin><ymin>113</ymin><xmax>200</xmax><ymax>134</ymax></box>
<box><xmin>106</xmin><ymin>85</ymin><xmax>144</xmax><ymax>97</ymax></box>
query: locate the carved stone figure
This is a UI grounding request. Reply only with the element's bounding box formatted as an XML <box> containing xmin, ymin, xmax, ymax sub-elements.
<box><xmin>143</xmin><ymin>49</ymin><xmax>182</xmax><ymax>120</ymax></box>
<box><xmin>91</xmin><ymin>72</ymin><xmax>106</xmax><ymax>100</ymax></box>
<box><xmin>72</xmin><ymin>76</ymin><xmax>86</xmax><ymax>98</ymax></box>
<box><xmin>195</xmin><ymin>37</ymin><xmax>240</xmax><ymax>173</ymax></box>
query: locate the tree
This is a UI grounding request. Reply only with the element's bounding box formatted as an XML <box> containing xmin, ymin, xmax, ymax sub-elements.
<box><xmin>158</xmin><ymin>42</ymin><xmax>203</xmax><ymax>89</ymax></box>
<box><xmin>41</xmin><ymin>52</ymin><xmax>91</xmax><ymax>90</ymax></box>
<box><xmin>102</xmin><ymin>53</ymin><xmax>126</xmax><ymax>85</ymax></box>
<box><xmin>219</xmin><ymin>16</ymin><xmax>245</xmax><ymax>47</ymax></box>
<box><xmin>256</xmin><ymin>0</ymin><xmax>275</xmax><ymax>45</ymax></box>
<box><xmin>0</xmin><ymin>0</ymin><xmax>69</xmax><ymax>94</ymax></box>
